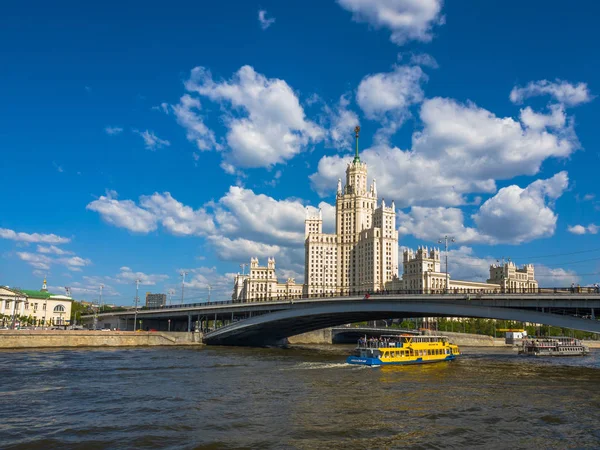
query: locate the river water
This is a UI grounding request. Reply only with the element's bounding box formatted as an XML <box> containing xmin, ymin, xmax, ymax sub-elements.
<box><xmin>1</xmin><ymin>345</ymin><xmax>599</xmax><ymax>449</ymax></box>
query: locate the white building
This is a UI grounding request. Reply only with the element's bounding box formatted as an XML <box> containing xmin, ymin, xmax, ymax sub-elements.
<box><xmin>0</xmin><ymin>278</ymin><xmax>73</xmax><ymax>327</ymax></box>
<box><xmin>304</xmin><ymin>126</ymin><xmax>398</xmax><ymax>295</ymax></box>
<box><xmin>231</xmin><ymin>126</ymin><xmax>539</xmax><ymax>301</ymax></box>
<box><xmin>232</xmin><ymin>258</ymin><xmax>303</xmax><ymax>302</ymax></box>
<box><xmin>386</xmin><ymin>247</ymin><xmax>538</xmax><ymax>293</ymax></box>
<box><xmin>488</xmin><ymin>261</ymin><xmax>537</xmax><ymax>291</ymax></box>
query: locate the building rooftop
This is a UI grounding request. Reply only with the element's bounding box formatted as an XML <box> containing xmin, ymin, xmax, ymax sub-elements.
<box><xmin>15</xmin><ymin>289</ymin><xmax>73</xmax><ymax>301</ymax></box>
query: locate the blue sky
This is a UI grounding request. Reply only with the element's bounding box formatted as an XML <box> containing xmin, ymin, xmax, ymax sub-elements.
<box><xmin>1</xmin><ymin>0</ymin><xmax>599</xmax><ymax>304</ymax></box>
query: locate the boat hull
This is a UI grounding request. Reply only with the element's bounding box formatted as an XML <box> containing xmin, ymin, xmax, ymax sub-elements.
<box><xmin>519</xmin><ymin>349</ymin><xmax>589</xmax><ymax>357</ymax></box>
<box><xmin>347</xmin><ymin>354</ymin><xmax>456</xmax><ymax>366</ymax></box>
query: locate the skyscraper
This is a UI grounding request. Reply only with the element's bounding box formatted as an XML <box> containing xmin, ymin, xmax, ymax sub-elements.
<box><xmin>303</xmin><ymin>127</ymin><xmax>399</xmax><ymax>295</ymax></box>
<box><xmin>145</xmin><ymin>292</ymin><xmax>167</xmax><ymax>308</ymax></box>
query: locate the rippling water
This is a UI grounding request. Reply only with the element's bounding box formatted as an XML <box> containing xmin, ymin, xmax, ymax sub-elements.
<box><xmin>0</xmin><ymin>345</ymin><xmax>599</xmax><ymax>449</ymax></box>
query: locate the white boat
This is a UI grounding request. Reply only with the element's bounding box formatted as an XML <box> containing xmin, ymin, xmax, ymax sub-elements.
<box><xmin>518</xmin><ymin>336</ymin><xmax>589</xmax><ymax>356</ymax></box>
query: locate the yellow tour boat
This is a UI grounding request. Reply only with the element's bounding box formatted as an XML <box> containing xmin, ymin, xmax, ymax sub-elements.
<box><xmin>347</xmin><ymin>334</ymin><xmax>460</xmax><ymax>367</ymax></box>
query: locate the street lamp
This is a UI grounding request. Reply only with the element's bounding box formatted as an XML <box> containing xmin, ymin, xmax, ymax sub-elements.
<box><xmin>44</xmin><ymin>297</ymin><xmax>48</xmax><ymax>328</ymax></box>
<box><xmin>134</xmin><ymin>279</ymin><xmax>140</xmax><ymax>331</ymax></box>
<box><xmin>180</xmin><ymin>271</ymin><xmax>188</xmax><ymax>305</ymax></box>
<box><xmin>10</xmin><ymin>293</ymin><xmax>22</xmax><ymax>330</ymax></box>
<box><xmin>438</xmin><ymin>236</ymin><xmax>456</xmax><ymax>293</ymax></box>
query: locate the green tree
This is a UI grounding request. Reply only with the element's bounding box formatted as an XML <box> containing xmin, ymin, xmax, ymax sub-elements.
<box><xmin>71</xmin><ymin>301</ymin><xmax>93</xmax><ymax>324</ymax></box>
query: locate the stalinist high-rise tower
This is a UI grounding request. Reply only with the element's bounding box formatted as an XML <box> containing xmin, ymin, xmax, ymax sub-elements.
<box><xmin>304</xmin><ymin>126</ymin><xmax>399</xmax><ymax>295</ymax></box>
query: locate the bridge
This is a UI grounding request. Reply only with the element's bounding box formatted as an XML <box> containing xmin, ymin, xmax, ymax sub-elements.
<box><xmin>84</xmin><ymin>289</ymin><xmax>600</xmax><ymax>346</ymax></box>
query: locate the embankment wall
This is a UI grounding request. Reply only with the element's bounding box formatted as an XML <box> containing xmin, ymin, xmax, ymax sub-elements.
<box><xmin>0</xmin><ymin>330</ymin><xmax>202</xmax><ymax>349</ymax></box>
<box><xmin>287</xmin><ymin>329</ymin><xmax>333</xmax><ymax>345</ymax></box>
<box><xmin>425</xmin><ymin>331</ymin><xmax>506</xmax><ymax>347</ymax></box>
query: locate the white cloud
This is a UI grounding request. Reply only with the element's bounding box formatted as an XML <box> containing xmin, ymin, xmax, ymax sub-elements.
<box><xmin>534</xmin><ymin>265</ymin><xmax>580</xmax><ymax>286</ymax></box>
<box><xmin>398</xmin><ymin>207</ymin><xmax>483</xmax><ymax>244</ymax></box>
<box><xmin>37</xmin><ymin>245</ymin><xmax>73</xmax><ymax>255</ymax></box>
<box><xmin>105</xmin><ymin>126</ymin><xmax>123</xmax><ymax>135</ymax></box>
<box><xmin>52</xmin><ymin>161</ymin><xmax>64</xmax><ymax>173</ymax></box>
<box><xmin>87</xmin><ymin>184</ymin><xmax>330</xmax><ymax>276</ymax></box>
<box><xmin>213</xmin><ymin>186</ymin><xmax>333</xmax><ymax>247</ymax></box>
<box><xmin>398</xmin><ymin>172</ymin><xmax>569</xmax><ymax>245</ymax></box>
<box><xmin>568</xmin><ymin>224</ymin><xmax>598</xmax><ymax>235</ymax></box>
<box><xmin>87</xmin><ymin>190</ymin><xmax>214</xmax><ymax>236</ymax></box>
<box><xmin>208</xmin><ymin>187</ymin><xmax>333</xmax><ymax>271</ymax></box>
<box><xmin>412</xmin><ymin>98</ymin><xmax>576</xmax><ymax>177</ymax></box>
<box><xmin>180</xmin><ymin>266</ymin><xmax>239</xmax><ymax>301</ymax></box>
<box><xmin>183</xmin><ymin>65</ymin><xmax>323</xmax><ymax>170</ymax></box>
<box><xmin>53</xmin><ymin>277</ymin><xmax>121</xmax><ymax>299</ymax></box>
<box><xmin>407</xmin><ymin>52</ymin><xmax>439</xmax><ymax>68</ymax></box>
<box><xmin>567</xmin><ymin>225</ymin><xmax>586</xmax><ymax>235</ymax></box>
<box><xmin>337</xmin><ymin>0</ymin><xmax>444</xmax><ymax>45</ymax></box>
<box><xmin>60</xmin><ymin>256</ymin><xmax>92</xmax><ymax>271</ymax></box>
<box><xmin>0</xmin><ymin>228</ymin><xmax>70</xmax><ymax>244</ymax></box>
<box><xmin>133</xmin><ymin>129</ymin><xmax>171</xmax><ymax>150</ymax></box>
<box><xmin>519</xmin><ymin>104</ymin><xmax>567</xmax><ymax>130</ymax></box>
<box><xmin>172</xmin><ymin>94</ymin><xmax>220</xmax><ymax>151</ymax></box>
<box><xmin>472</xmin><ymin>171</ymin><xmax>568</xmax><ymax>244</ymax></box>
<box><xmin>16</xmin><ymin>252</ymin><xmax>91</xmax><ymax>272</ymax></box>
<box><xmin>207</xmin><ymin>236</ymin><xmax>282</xmax><ymax>262</ymax></box>
<box><xmin>510</xmin><ymin>79</ymin><xmax>593</xmax><ymax>107</ymax></box>
<box><xmin>356</xmin><ymin>65</ymin><xmax>426</xmax><ymax>121</ymax></box>
<box><xmin>311</xmin><ymin>97</ymin><xmax>579</xmax><ymax>207</ymax></box>
<box><xmin>86</xmin><ymin>191</ymin><xmax>158</xmax><ymax>233</ymax></box>
<box><xmin>321</xmin><ymin>94</ymin><xmax>360</xmax><ymax>151</ymax></box>
<box><xmin>444</xmin><ymin>246</ymin><xmax>495</xmax><ymax>282</ymax></box>
<box><xmin>258</xmin><ymin>9</ymin><xmax>275</xmax><ymax>30</ymax></box>
<box><xmin>115</xmin><ymin>267</ymin><xmax>169</xmax><ymax>286</ymax></box>
<box><xmin>16</xmin><ymin>252</ymin><xmax>52</xmax><ymax>270</ymax></box>
<box><xmin>139</xmin><ymin>192</ymin><xmax>216</xmax><ymax>236</ymax></box>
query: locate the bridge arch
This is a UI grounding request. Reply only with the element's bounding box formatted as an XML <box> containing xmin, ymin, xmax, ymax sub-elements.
<box><xmin>204</xmin><ymin>300</ymin><xmax>600</xmax><ymax>346</ymax></box>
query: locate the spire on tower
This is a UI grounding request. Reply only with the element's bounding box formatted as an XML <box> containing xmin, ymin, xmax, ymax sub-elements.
<box><xmin>41</xmin><ymin>276</ymin><xmax>48</xmax><ymax>292</ymax></box>
<box><xmin>353</xmin><ymin>125</ymin><xmax>361</xmax><ymax>163</ymax></box>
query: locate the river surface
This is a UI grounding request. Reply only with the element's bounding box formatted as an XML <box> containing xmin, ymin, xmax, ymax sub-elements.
<box><xmin>1</xmin><ymin>345</ymin><xmax>599</xmax><ymax>449</ymax></box>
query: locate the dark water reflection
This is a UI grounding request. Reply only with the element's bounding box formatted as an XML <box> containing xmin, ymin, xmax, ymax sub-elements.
<box><xmin>0</xmin><ymin>346</ymin><xmax>598</xmax><ymax>449</ymax></box>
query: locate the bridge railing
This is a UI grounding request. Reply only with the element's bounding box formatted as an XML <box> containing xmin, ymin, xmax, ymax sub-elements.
<box><xmin>129</xmin><ymin>286</ymin><xmax>600</xmax><ymax>313</ymax></box>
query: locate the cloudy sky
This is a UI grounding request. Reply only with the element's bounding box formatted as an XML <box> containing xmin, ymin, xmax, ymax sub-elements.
<box><xmin>1</xmin><ymin>0</ymin><xmax>599</xmax><ymax>304</ymax></box>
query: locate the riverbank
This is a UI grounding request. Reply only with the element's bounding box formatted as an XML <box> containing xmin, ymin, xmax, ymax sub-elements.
<box><xmin>0</xmin><ymin>330</ymin><xmax>202</xmax><ymax>349</ymax></box>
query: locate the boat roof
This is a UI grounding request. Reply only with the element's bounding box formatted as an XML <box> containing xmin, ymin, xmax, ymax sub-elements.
<box><xmin>379</xmin><ymin>335</ymin><xmax>449</xmax><ymax>339</ymax></box>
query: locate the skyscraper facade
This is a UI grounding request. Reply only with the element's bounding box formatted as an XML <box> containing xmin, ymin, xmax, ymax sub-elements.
<box><xmin>145</xmin><ymin>293</ymin><xmax>167</xmax><ymax>308</ymax></box>
<box><xmin>303</xmin><ymin>127</ymin><xmax>399</xmax><ymax>295</ymax></box>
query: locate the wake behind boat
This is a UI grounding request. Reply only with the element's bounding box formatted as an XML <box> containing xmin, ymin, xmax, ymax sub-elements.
<box><xmin>347</xmin><ymin>335</ymin><xmax>460</xmax><ymax>367</ymax></box>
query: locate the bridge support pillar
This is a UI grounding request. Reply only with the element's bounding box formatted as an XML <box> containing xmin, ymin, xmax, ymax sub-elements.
<box><xmin>187</xmin><ymin>313</ymin><xmax>192</xmax><ymax>332</ymax></box>
<box><xmin>592</xmin><ymin>308</ymin><xmax>596</xmax><ymax>320</ymax></box>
